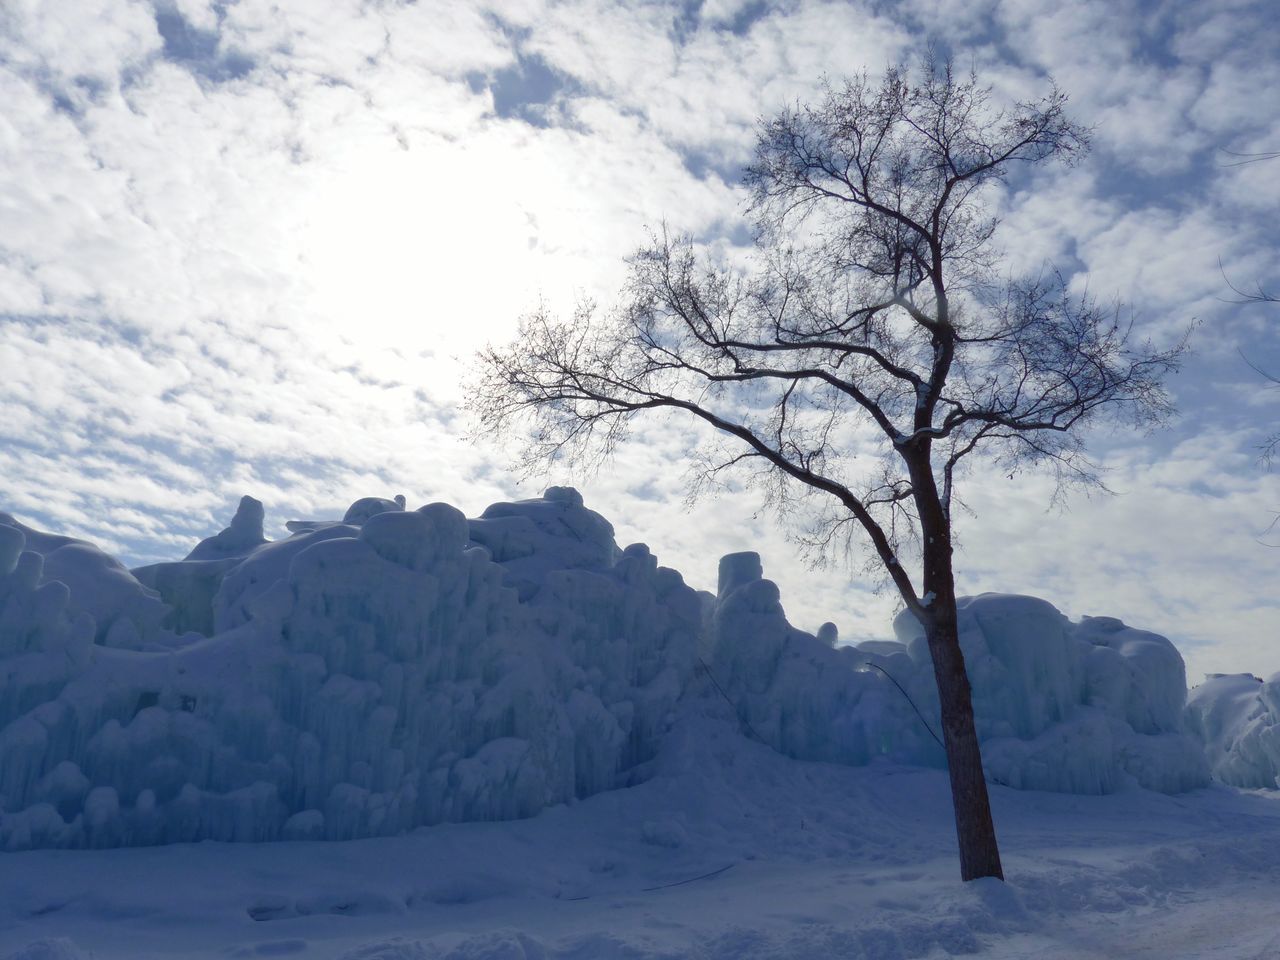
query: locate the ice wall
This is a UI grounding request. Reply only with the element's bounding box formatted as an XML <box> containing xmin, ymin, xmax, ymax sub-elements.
<box><xmin>0</xmin><ymin>493</ymin><xmax>701</xmax><ymax>850</ymax></box>
<box><xmin>1185</xmin><ymin>672</ymin><xmax>1280</xmax><ymax>788</ymax></box>
<box><xmin>709</xmin><ymin>562</ymin><xmax>1208</xmax><ymax>795</ymax></box>
<box><xmin>0</xmin><ymin>513</ymin><xmax>170</xmax><ymax>649</ymax></box>
<box><xmin>0</xmin><ymin>492</ymin><xmax>1216</xmax><ymax>851</ymax></box>
<box><xmin>886</xmin><ymin>598</ymin><xmax>1209</xmax><ymax>794</ymax></box>
<box><xmin>707</xmin><ymin>553</ymin><xmax>937</xmax><ymax>767</ymax></box>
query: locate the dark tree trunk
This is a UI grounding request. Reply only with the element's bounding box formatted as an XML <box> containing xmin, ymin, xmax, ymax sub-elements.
<box><xmin>921</xmin><ymin>592</ymin><xmax>1004</xmax><ymax>881</ymax></box>
<box><xmin>908</xmin><ymin>449</ymin><xmax>1004</xmax><ymax>882</ymax></box>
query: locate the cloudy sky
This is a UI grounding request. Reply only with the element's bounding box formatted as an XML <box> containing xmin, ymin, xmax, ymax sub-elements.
<box><xmin>1</xmin><ymin>0</ymin><xmax>1277</xmax><ymax>679</ymax></box>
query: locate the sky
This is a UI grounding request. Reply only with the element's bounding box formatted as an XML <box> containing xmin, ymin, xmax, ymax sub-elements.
<box><xmin>0</xmin><ymin>0</ymin><xmax>1277</xmax><ymax>680</ymax></box>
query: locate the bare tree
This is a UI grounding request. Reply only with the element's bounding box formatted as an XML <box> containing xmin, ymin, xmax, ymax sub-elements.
<box><xmin>468</xmin><ymin>60</ymin><xmax>1186</xmax><ymax>882</ymax></box>
<box><xmin>1221</xmin><ymin>260</ymin><xmax>1278</xmax><ymax>307</ymax></box>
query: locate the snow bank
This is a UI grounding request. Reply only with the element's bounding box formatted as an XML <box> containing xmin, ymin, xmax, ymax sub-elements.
<box><xmin>1186</xmin><ymin>672</ymin><xmax>1280</xmax><ymax>788</ymax></box>
<box><xmin>0</xmin><ymin>492</ymin><xmax>1212</xmax><ymax>850</ymax></box>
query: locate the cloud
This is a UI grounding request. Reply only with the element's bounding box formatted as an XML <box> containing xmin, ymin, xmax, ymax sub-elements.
<box><xmin>0</xmin><ymin>0</ymin><xmax>161</xmax><ymax>93</ymax></box>
<box><xmin>952</xmin><ymin>432</ymin><xmax>1280</xmax><ymax>680</ymax></box>
<box><xmin>0</xmin><ymin>0</ymin><xmax>1276</xmax><ymax>678</ymax></box>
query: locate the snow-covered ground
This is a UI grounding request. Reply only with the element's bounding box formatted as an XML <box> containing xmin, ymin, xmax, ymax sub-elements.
<box><xmin>4</xmin><ymin>490</ymin><xmax>1280</xmax><ymax>959</ymax></box>
<box><xmin>4</xmin><ymin>708</ymin><xmax>1280</xmax><ymax>959</ymax></box>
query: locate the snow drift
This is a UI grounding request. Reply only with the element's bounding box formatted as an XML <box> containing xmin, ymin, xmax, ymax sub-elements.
<box><xmin>0</xmin><ymin>490</ymin><xmax>1210</xmax><ymax>850</ymax></box>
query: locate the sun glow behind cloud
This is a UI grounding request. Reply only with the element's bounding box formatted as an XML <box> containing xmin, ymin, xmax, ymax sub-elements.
<box><xmin>301</xmin><ymin>136</ymin><xmax>545</xmax><ymax>361</ymax></box>
<box><xmin>295</xmin><ymin>113</ymin><xmax>738</xmax><ymax>376</ymax></box>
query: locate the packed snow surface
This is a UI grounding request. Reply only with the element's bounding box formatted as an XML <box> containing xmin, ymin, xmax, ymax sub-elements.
<box><xmin>0</xmin><ymin>488</ymin><xmax>1228</xmax><ymax>852</ymax></box>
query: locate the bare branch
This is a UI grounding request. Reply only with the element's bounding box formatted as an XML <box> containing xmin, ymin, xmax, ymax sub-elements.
<box><xmin>468</xmin><ymin>57</ymin><xmax>1185</xmax><ymax>884</ymax></box>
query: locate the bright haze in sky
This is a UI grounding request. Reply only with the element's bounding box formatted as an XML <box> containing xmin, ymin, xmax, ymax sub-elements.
<box><xmin>0</xmin><ymin>0</ymin><xmax>1277</xmax><ymax>680</ymax></box>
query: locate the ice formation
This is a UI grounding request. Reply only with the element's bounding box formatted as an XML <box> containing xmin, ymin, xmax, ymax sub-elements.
<box><xmin>888</xmin><ymin>598</ymin><xmax>1209</xmax><ymax>794</ymax></box>
<box><xmin>1185</xmin><ymin>672</ymin><xmax>1280</xmax><ymax>788</ymax></box>
<box><xmin>0</xmin><ymin>491</ymin><xmax>699</xmax><ymax>849</ymax></box>
<box><xmin>707</xmin><ymin>552</ymin><xmax>938</xmax><ymax>767</ymax></box>
<box><xmin>0</xmin><ymin>513</ymin><xmax>169</xmax><ymax>650</ymax></box>
<box><xmin>183</xmin><ymin>495</ymin><xmax>268</xmax><ymax>562</ymax></box>
<box><xmin>709</xmin><ymin>561</ymin><xmax>1208</xmax><ymax>794</ymax></box>
<box><xmin>0</xmin><ymin>490</ymin><xmax>1215</xmax><ymax>850</ymax></box>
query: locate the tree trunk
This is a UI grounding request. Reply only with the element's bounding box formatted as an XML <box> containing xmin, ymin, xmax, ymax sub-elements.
<box><xmin>907</xmin><ymin>447</ymin><xmax>1004</xmax><ymax>882</ymax></box>
<box><xmin>921</xmin><ymin>592</ymin><xmax>1004</xmax><ymax>881</ymax></box>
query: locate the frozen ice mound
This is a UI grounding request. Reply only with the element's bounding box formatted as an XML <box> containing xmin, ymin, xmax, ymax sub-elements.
<box><xmin>710</xmin><ymin>564</ymin><xmax>1207</xmax><ymax>795</ymax></box>
<box><xmin>0</xmin><ymin>492</ymin><xmax>700</xmax><ymax>849</ymax></box>
<box><xmin>0</xmin><ymin>493</ymin><xmax>1215</xmax><ymax>850</ymax></box>
<box><xmin>889</xmin><ymin>595</ymin><xmax>1209</xmax><ymax>794</ymax></box>
<box><xmin>1185</xmin><ymin>672</ymin><xmax>1280</xmax><ymax>788</ymax></box>
<box><xmin>467</xmin><ymin>485</ymin><xmax>621</xmax><ymax>600</ymax></box>
<box><xmin>890</xmin><ymin>599</ymin><xmax>1208</xmax><ymax>793</ymax></box>
<box><xmin>707</xmin><ymin>553</ymin><xmax>937</xmax><ymax>767</ymax></box>
<box><xmin>0</xmin><ymin>512</ymin><xmax>170</xmax><ymax>650</ymax></box>
<box><xmin>183</xmin><ymin>495</ymin><xmax>268</xmax><ymax>561</ymax></box>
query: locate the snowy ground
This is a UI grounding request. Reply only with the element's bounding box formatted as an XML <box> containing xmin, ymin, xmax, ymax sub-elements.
<box><xmin>5</xmin><ymin>708</ymin><xmax>1280</xmax><ymax>960</ymax></box>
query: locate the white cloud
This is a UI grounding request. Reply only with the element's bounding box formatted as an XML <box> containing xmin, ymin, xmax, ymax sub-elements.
<box><xmin>0</xmin><ymin>0</ymin><xmax>1276</xmax><ymax>678</ymax></box>
<box><xmin>0</xmin><ymin>0</ymin><xmax>161</xmax><ymax>87</ymax></box>
<box><xmin>952</xmin><ymin>433</ymin><xmax>1280</xmax><ymax>680</ymax></box>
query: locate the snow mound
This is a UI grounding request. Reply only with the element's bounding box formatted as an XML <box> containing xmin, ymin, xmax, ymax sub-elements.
<box><xmin>1186</xmin><ymin>672</ymin><xmax>1280</xmax><ymax>788</ymax></box>
<box><xmin>0</xmin><ymin>491</ymin><xmax>1214</xmax><ymax>850</ymax></box>
<box><xmin>707</xmin><ymin>553</ymin><xmax>935</xmax><ymax>767</ymax></box>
